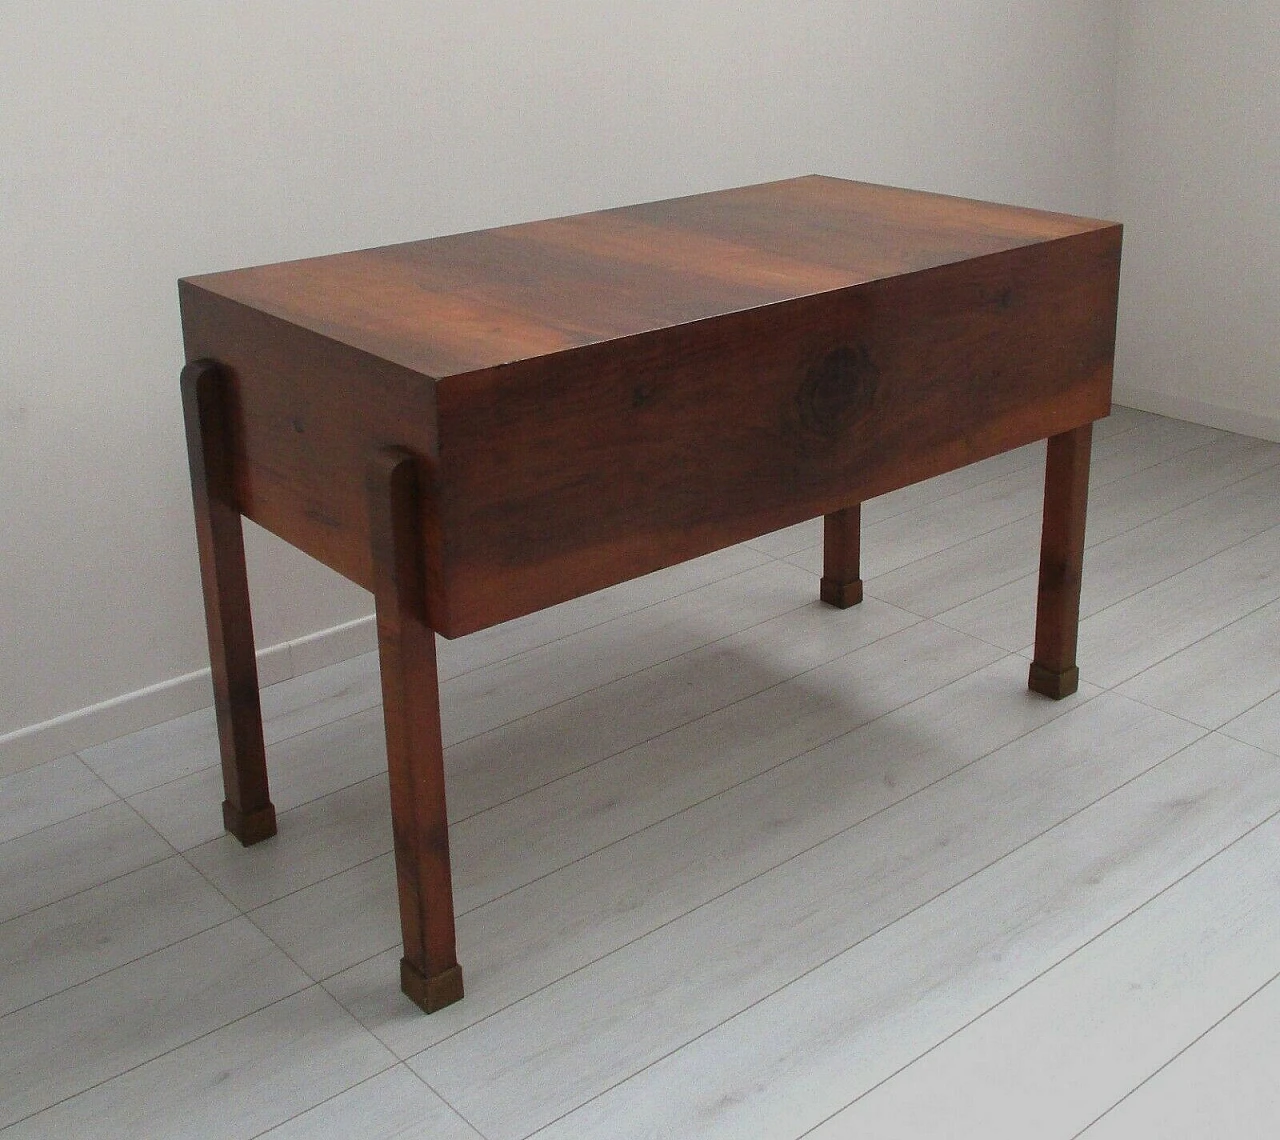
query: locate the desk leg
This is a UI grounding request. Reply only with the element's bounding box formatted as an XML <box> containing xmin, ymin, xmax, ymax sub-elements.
<box><xmin>1029</xmin><ymin>424</ymin><xmax>1092</xmax><ymax>699</ymax></box>
<box><xmin>820</xmin><ymin>506</ymin><xmax>864</xmax><ymax>608</ymax></box>
<box><xmin>180</xmin><ymin>361</ymin><xmax>277</xmax><ymax>845</ymax></box>
<box><xmin>368</xmin><ymin>448</ymin><xmax>464</xmax><ymax>1014</ymax></box>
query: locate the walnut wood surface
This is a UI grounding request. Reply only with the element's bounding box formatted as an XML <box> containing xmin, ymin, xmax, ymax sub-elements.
<box><xmin>1029</xmin><ymin>424</ymin><xmax>1093</xmax><ymax>699</ymax></box>
<box><xmin>821</xmin><ymin>507</ymin><xmax>864</xmax><ymax>609</ymax></box>
<box><xmin>184</xmin><ymin>177</ymin><xmax>1109</xmax><ymax>379</ymax></box>
<box><xmin>181</xmin><ymin>176</ymin><xmax>1121</xmax><ymax>637</ymax></box>
<box><xmin>180</xmin><ymin>361</ymin><xmax>277</xmax><ymax>845</ymax></box>
<box><xmin>367</xmin><ymin>447</ymin><xmax>462</xmax><ymax>1011</ymax></box>
<box><xmin>180</xmin><ymin>177</ymin><xmax>1121</xmax><ymax>1014</ymax></box>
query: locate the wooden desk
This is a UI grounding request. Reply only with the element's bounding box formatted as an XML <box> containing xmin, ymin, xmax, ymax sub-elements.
<box><xmin>179</xmin><ymin>176</ymin><xmax>1121</xmax><ymax>1013</ymax></box>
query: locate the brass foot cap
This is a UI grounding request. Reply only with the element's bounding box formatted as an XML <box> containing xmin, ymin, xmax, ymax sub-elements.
<box><xmin>820</xmin><ymin>577</ymin><xmax>864</xmax><ymax>609</ymax></box>
<box><xmin>223</xmin><ymin>800</ymin><xmax>278</xmax><ymax>845</ymax></box>
<box><xmin>401</xmin><ymin>959</ymin><xmax>464</xmax><ymax>1013</ymax></box>
<box><xmin>1028</xmin><ymin>662</ymin><xmax>1080</xmax><ymax>700</ymax></box>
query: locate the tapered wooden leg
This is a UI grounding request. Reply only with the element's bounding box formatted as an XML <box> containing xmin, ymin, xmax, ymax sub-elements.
<box><xmin>180</xmin><ymin>360</ymin><xmax>277</xmax><ymax>845</ymax></box>
<box><xmin>368</xmin><ymin>447</ymin><xmax>463</xmax><ymax>1014</ymax></box>
<box><xmin>1029</xmin><ymin>424</ymin><xmax>1092</xmax><ymax>699</ymax></box>
<box><xmin>820</xmin><ymin>505</ymin><xmax>864</xmax><ymax>608</ymax></box>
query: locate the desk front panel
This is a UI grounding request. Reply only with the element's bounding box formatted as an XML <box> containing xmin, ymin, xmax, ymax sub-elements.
<box><xmin>432</xmin><ymin>226</ymin><xmax>1120</xmax><ymax>635</ymax></box>
<box><xmin>181</xmin><ymin>225</ymin><xmax>1119</xmax><ymax>640</ymax></box>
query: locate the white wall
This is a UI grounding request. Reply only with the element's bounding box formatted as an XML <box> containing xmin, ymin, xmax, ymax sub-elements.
<box><xmin>1111</xmin><ymin>3</ymin><xmax>1280</xmax><ymax>438</ymax></box>
<box><xmin>1</xmin><ymin>1</ymin><xmax>1120</xmax><ymax>766</ymax></box>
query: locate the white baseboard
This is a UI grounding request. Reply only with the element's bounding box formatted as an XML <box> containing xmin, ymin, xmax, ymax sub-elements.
<box><xmin>1113</xmin><ymin>385</ymin><xmax>1280</xmax><ymax>444</ymax></box>
<box><xmin>0</xmin><ymin>615</ymin><xmax>376</xmax><ymax>779</ymax></box>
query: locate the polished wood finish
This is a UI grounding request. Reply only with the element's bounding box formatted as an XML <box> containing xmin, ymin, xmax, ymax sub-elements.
<box><xmin>179</xmin><ymin>176</ymin><xmax>1121</xmax><ymax>1011</ymax></box>
<box><xmin>1029</xmin><ymin>424</ymin><xmax>1094</xmax><ymax>699</ymax></box>
<box><xmin>821</xmin><ymin>507</ymin><xmax>864</xmax><ymax>609</ymax></box>
<box><xmin>180</xmin><ymin>360</ymin><xmax>277</xmax><ymax>845</ymax></box>
<box><xmin>367</xmin><ymin>448</ymin><xmax>463</xmax><ymax>1012</ymax></box>
<box><xmin>181</xmin><ymin>177</ymin><xmax>1120</xmax><ymax>638</ymax></box>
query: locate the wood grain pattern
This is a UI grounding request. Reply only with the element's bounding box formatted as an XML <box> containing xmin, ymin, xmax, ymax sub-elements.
<box><xmin>180</xmin><ymin>360</ymin><xmax>277</xmax><ymax>843</ymax></box>
<box><xmin>184</xmin><ymin>178</ymin><xmax>1107</xmax><ymax>379</ymax></box>
<box><xmin>181</xmin><ymin>177</ymin><xmax>1120</xmax><ymax>637</ymax></box>
<box><xmin>33</xmin><ymin>403</ymin><xmax>1280</xmax><ymax>1130</ymax></box>
<box><xmin>821</xmin><ymin>506</ymin><xmax>863</xmax><ymax>608</ymax></box>
<box><xmin>178</xmin><ymin>294</ymin><xmax>440</xmax><ymax>594</ymax></box>
<box><xmin>178</xmin><ymin>176</ymin><xmax>1120</xmax><ymax>1014</ymax></box>
<box><xmin>343</xmin><ymin>652</ymin><xmax>1074</xmax><ymax>1059</ymax></box>
<box><xmin>435</xmin><ymin>235</ymin><xmax>1114</xmax><ymax>632</ymax></box>
<box><xmin>809</xmin><ymin>762</ymin><xmax>1280</xmax><ymax>1140</ymax></box>
<box><xmin>367</xmin><ymin>447</ymin><xmax>462</xmax><ymax>1013</ymax></box>
<box><xmin>417</xmin><ymin>695</ymin><xmax>1197</xmax><ymax>1135</ymax></box>
<box><xmin>1029</xmin><ymin>424</ymin><xmax>1093</xmax><ymax>698</ymax></box>
<box><xmin>524</xmin><ymin>731</ymin><xmax>1274</xmax><ymax>1140</ymax></box>
<box><xmin>0</xmin><ymin>918</ymin><xmax>307</xmax><ymax>1128</ymax></box>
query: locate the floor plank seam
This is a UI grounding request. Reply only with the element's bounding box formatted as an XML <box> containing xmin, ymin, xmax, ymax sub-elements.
<box><xmin>933</xmin><ymin>529</ymin><xmax>1278</xmax><ymax>658</ymax></box>
<box><xmin>744</xmin><ymin>458</ymin><xmax>1050</xmax><ymax>563</ymax></box>
<box><xmin>1103</xmin><ymin>693</ymin><xmax>1240</xmax><ymax>737</ymax></box>
<box><xmin>89</xmin><ymin>698</ymin><xmax>385</xmax><ymax>803</ymax></box>
<box><xmin>162</xmin><ymin>616</ymin><xmax>944</xmax><ymax>934</ymax></box>
<box><xmin>856</xmin><ymin>506</ymin><xmax>1045</xmax><ymax>582</ymax></box>
<box><xmin>436</xmin><ymin>554</ymin><xmax>791</xmax><ymax>683</ymax></box>
<box><xmin>0</xmin><ymin>888</ymin><xmax>238</xmax><ymax>1021</ymax></box>
<box><xmin>399</xmin><ymin>673</ymin><xmax>1103</xmax><ymax>1057</ymax></box>
<box><xmin>933</xmin><ymin>534</ymin><xmax>1280</xmax><ymax>671</ymax></box>
<box><xmin>74</xmin><ymin>561</ymin><xmax>775</xmax><ymax>805</ymax></box>
<box><xmin>0</xmin><ymin>808</ymin><xmax>178</xmax><ymax>930</ymax></box>
<box><xmin>1067</xmin><ymin>966</ymin><xmax>1280</xmax><ymax>1140</ymax></box>
<box><xmin>0</xmin><ymin>916</ymin><xmax>298</xmax><ymax>1111</ymax></box>
<box><xmin>254</xmin><ymin>638</ymin><xmax>1032</xmax><ymax>987</ymax></box>
<box><xmin>424</xmin><ymin>631</ymin><xmax>994</xmax><ymax>915</ymax></box>
<box><xmin>919</xmin><ymin>463</ymin><xmax>1280</xmax><ymax>637</ymax></box>
<box><xmin>438</xmin><ymin>600</ymin><xmax>835</xmax><ymax>756</ymax></box>
<box><xmin>0</xmin><ymin>983</ymin><xmax>369</xmax><ymax>1135</ymax></box>
<box><xmin>407</xmin><ymin>1070</ymin><xmax>495</xmax><ymax>1140</ymax></box>
<box><xmin>1110</xmin><ymin>598</ymin><xmax>1280</xmax><ymax>719</ymax></box>
<box><xmin>242</xmin><ymin>854</ymin><xmax>398</xmax><ymax>976</ymax></box>
<box><xmin>501</xmin><ymin>710</ymin><xmax>1230</xmax><ymax>1139</ymax></box>
<box><xmin>237</xmin><ymin>1061</ymin><xmax>443</xmax><ymax>1140</ymax></box>
<box><xmin>1217</xmin><ymin>724</ymin><xmax>1280</xmax><ymax>760</ymax></box>
<box><xmin>439</xmin><ymin>609</ymin><xmax>929</xmax><ymax>818</ymax></box>
<box><xmin>143</xmin><ymin>623</ymin><xmax>953</xmax><ymax>952</ymax></box>
<box><xmin>795</xmin><ymin>773</ymin><xmax>1280</xmax><ymax>1140</ymax></box>
<box><xmin>741</xmin><ymin>463</ymin><xmax>1045</xmax><ymax>562</ymax></box>
<box><xmin>1209</xmin><ymin>675</ymin><xmax>1280</xmax><ymax>732</ymax></box>
<box><xmin>925</xmin><ymin>612</ymin><xmax>1031</xmax><ymax>658</ymax></box>
<box><xmin>0</xmin><ymin>788</ymin><xmax>129</xmax><ymax>852</ymax></box>
<box><xmin>1083</xmin><ymin>561</ymin><xmax>1280</xmax><ymax>691</ymax></box>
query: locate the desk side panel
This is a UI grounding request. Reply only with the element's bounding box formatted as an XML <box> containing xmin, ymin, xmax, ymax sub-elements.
<box><xmin>434</xmin><ymin>226</ymin><xmax>1120</xmax><ymax>636</ymax></box>
<box><xmin>179</xmin><ymin>284</ymin><xmax>441</xmax><ymax>595</ymax></box>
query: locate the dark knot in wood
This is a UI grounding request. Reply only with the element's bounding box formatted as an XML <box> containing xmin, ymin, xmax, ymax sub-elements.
<box><xmin>796</xmin><ymin>345</ymin><xmax>878</xmax><ymax>439</ymax></box>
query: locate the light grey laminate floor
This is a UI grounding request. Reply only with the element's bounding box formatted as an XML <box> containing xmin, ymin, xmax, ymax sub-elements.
<box><xmin>4</xmin><ymin>405</ymin><xmax>1280</xmax><ymax>1138</ymax></box>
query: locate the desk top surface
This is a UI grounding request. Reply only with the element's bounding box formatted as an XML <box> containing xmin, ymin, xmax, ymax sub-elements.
<box><xmin>182</xmin><ymin>176</ymin><xmax>1115</xmax><ymax>381</ymax></box>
